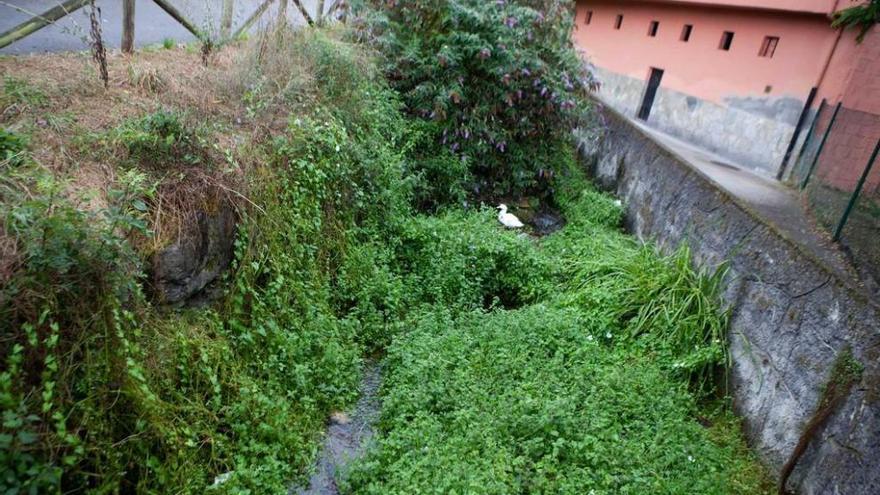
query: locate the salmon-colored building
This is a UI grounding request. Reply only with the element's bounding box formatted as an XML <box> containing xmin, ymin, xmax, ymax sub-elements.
<box><xmin>573</xmin><ymin>0</ymin><xmax>880</xmax><ymax>184</ymax></box>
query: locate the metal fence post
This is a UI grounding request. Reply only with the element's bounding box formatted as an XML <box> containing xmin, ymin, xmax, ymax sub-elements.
<box><xmin>777</xmin><ymin>87</ymin><xmax>818</xmax><ymax>181</ymax></box>
<box><xmin>792</xmin><ymin>99</ymin><xmax>826</xmax><ymax>176</ymax></box>
<box><xmin>801</xmin><ymin>101</ymin><xmax>842</xmax><ymax>190</ymax></box>
<box><xmin>833</xmin><ymin>137</ymin><xmax>880</xmax><ymax>241</ymax></box>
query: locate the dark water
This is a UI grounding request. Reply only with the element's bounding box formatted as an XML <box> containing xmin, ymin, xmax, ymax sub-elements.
<box><xmin>291</xmin><ymin>360</ymin><xmax>382</xmax><ymax>495</ymax></box>
<box><xmin>529</xmin><ymin>209</ymin><xmax>566</xmax><ymax>236</ymax></box>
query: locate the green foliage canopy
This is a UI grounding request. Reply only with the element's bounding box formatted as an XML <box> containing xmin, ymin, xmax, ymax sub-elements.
<box><xmin>357</xmin><ymin>0</ymin><xmax>594</xmax><ymax>196</ymax></box>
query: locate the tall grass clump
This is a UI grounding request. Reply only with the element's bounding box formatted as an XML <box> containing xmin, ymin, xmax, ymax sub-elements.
<box><xmin>0</xmin><ymin>129</ymin><xmax>27</xmax><ymax>166</ymax></box>
<box><xmin>114</xmin><ymin>110</ymin><xmax>202</xmax><ymax>167</ymax></box>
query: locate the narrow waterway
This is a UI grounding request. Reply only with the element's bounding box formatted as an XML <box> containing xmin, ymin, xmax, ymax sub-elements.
<box><xmin>291</xmin><ymin>360</ymin><xmax>382</xmax><ymax>495</ymax></box>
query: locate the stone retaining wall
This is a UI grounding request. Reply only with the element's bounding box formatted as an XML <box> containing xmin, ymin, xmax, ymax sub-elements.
<box><xmin>579</xmin><ymin>105</ymin><xmax>880</xmax><ymax>495</ymax></box>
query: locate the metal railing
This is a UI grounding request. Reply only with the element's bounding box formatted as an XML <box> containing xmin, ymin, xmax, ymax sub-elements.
<box><xmin>789</xmin><ymin>101</ymin><xmax>880</xmax><ymax>290</ymax></box>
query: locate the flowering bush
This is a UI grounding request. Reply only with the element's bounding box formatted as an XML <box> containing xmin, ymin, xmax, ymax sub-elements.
<box><xmin>357</xmin><ymin>0</ymin><xmax>593</xmax><ymax>197</ymax></box>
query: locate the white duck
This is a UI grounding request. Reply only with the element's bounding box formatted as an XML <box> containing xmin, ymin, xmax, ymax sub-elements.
<box><xmin>497</xmin><ymin>204</ymin><xmax>525</xmax><ymax>229</ymax></box>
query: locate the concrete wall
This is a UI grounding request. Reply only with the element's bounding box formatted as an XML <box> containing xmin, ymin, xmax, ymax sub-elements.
<box><xmin>573</xmin><ymin>1</ymin><xmax>835</xmax><ymax>106</ymax></box>
<box><xmin>632</xmin><ymin>0</ymin><xmax>839</xmax><ymax>15</ymax></box>
<box><xmin>573</xmin><ymin>0</ymin><xmax>844</xmax><ymax>174</ymax></box>
<box><xmin>579</xmin><ymin>106</ymin><xmax>880</xmax><ymax>495</ymax></box>
<box><xmin>592</xmin><ymin>65</ymin><xmax>796</xmax><ymax>174</ymax></box>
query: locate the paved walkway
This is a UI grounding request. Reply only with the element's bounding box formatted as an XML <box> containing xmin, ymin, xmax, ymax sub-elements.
<box><xmin>629</xmin><ymin>119</ymin><xmax>858</xmax><ymax>283</ymax></box>
<box><xmin>1</xmin><ymin>0</ymin><xmax>322</xmax><ymax>55</ymax></box>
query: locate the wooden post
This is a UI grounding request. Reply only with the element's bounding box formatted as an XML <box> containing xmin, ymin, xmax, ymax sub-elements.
<box><xmin>0</xmin><ymin>0</ymin><xmax>92</xmax><ymax>50</ymax></box>
<box><xmin>221</xmin><ymin>0</ymin><xmax>235</xmax><ymax>38</ymax></box>
<box><xmin>316</xmin><ymin>0</ymin><xmax>326</xmax><ymax>25</ymax></box>
<box><xmin>291</xmin><ymin>0</ymin><xmax>314</xmax><ymax>26</ymax></box>
<box><xmin>122</xmin><ymin>0</ymin><xmax>135</xmax><ymax>53</ymax></box>
<box><xmin>327</xmin><ymin>0</ymin><xmax>344</xmax><ymax>21</ymax></box>
<box><xmin>278</xmin><ymin>0</ymin><xmax>289</xmax><ymax>24</ymax></box>
<box><xmin>231</xmin><ymin>0</ymin><xmax>277</xmax><ymax>40</ymax></box>
<box><xmin>152</xmin><ymin>0</ymin><xmax>208</xmax><ymax>42</ymax></box>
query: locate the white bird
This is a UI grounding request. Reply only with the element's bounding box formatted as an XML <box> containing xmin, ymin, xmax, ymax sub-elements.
<box><xmin>497</xmin><ymin>204</ymin><xmax>525</xmax><ymax>229</ymax></box>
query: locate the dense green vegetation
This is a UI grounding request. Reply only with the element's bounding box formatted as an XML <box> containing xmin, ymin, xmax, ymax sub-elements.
<box><xmin>355</xmin><ymin>0</ymin><xmax>594</xmax><ymax>199</ymax></box>
<box><xmin>344</xmin><ymin>184</ymin><xmax>765</xmax><ymax>494</ymax></box>
<box><xmin>1</xmin><ymin>5</ymin><xmax>769</xmax><ymax>494</ymax></box>
<box><xmin>1</xmin><ymin>30</ymin><xmax>411</xmax><ymax>493</ymax></box>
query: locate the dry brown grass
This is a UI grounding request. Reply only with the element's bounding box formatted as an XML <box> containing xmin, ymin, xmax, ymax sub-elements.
<box><xmin>0</xmin><ymin>44</ymin><xmax>260</xmax><ymax>253</ymax></box>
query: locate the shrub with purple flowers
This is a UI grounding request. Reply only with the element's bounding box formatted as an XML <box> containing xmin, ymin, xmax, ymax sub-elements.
<box><xmin>354</xmin><ymin>0</ymin><xmax>594</xmax><ymax>199</ymax></box>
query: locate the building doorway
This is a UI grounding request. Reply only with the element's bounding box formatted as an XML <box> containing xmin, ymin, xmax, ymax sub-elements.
<box><xmin>637</xmin><ymin>68</ymin><xmax>664</xmax><ymax>121</ymax></box>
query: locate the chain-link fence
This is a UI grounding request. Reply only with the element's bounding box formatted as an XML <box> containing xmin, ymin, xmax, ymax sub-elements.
<box><xmin>788</xmin><ymin>100</ymin><xmax>880</xmax><ymax>292</ymax></box>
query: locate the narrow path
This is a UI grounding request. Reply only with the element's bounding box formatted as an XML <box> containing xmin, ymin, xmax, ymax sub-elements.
<box><xmin>291</xmin><ymin>360</ymin><xmax>382</xmax><ymax>495</ymax></box>
<box><xmin>629</xmin><ymin>119</ymin><xmax>858</xmax><ymax>284</ymax></box>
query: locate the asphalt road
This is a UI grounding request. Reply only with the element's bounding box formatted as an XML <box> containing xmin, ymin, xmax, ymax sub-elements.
<box><xmin>0</xmin><ymin>0</ymin><xmax>322</xmax><ymax>55</ymax></box>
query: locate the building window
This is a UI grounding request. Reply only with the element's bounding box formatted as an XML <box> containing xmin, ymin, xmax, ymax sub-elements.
<box><xmin>585</xmin><ymin>10</ymin><xmax>593</xmax><ymax>25</ymax></box>
<box><xmin>648</xmin><ymin>21</ymin><xmax>659</xmax><ymax>37</ymax></box>
<box><xmin>759</xmin><ymin>36</ymin><xmax>779</xmax><ymax>57</ymax></box>
<box><xmin>680</xmin><ymin>24</ymin><xmax>693</xmax><ymax>42</ymax></box>
<box><xmin>615</xmin><ymin>14</ymin><xmax>623</xmax><ymax>30</ymax></box>
<box><xmin>719</xmin><ymin>31</ymin><xmax>735</xmax><ymax>50</ymax></box>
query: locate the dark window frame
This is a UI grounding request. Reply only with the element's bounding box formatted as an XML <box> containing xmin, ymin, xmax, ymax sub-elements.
<box><xmin>719</xmin><ymin>31</ymin><xmax>735</xmax><ymax>50</ymax></box>
<box><xmin>759</xmin><ymin>36</ymin><xmax>780</xmax><ymax>57</ymax></box>
<box><xmin>614</xmin><ymin>14</ymin><xmax>624</xmax><ymax>30</ymax></box>
<box><xmin>680</xmin><ymin>24</ymin><xmax>693</xmax><ymax>42</ymax></box>
<box><xmin>585</xmin><ymin>10</ymin><xmax>593</xmax><ymax>25</ymax></box>
<box><xmin>648</xmin><ymin>20</ymin><xmax>659</xmax><ymax>37</ymax></box>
